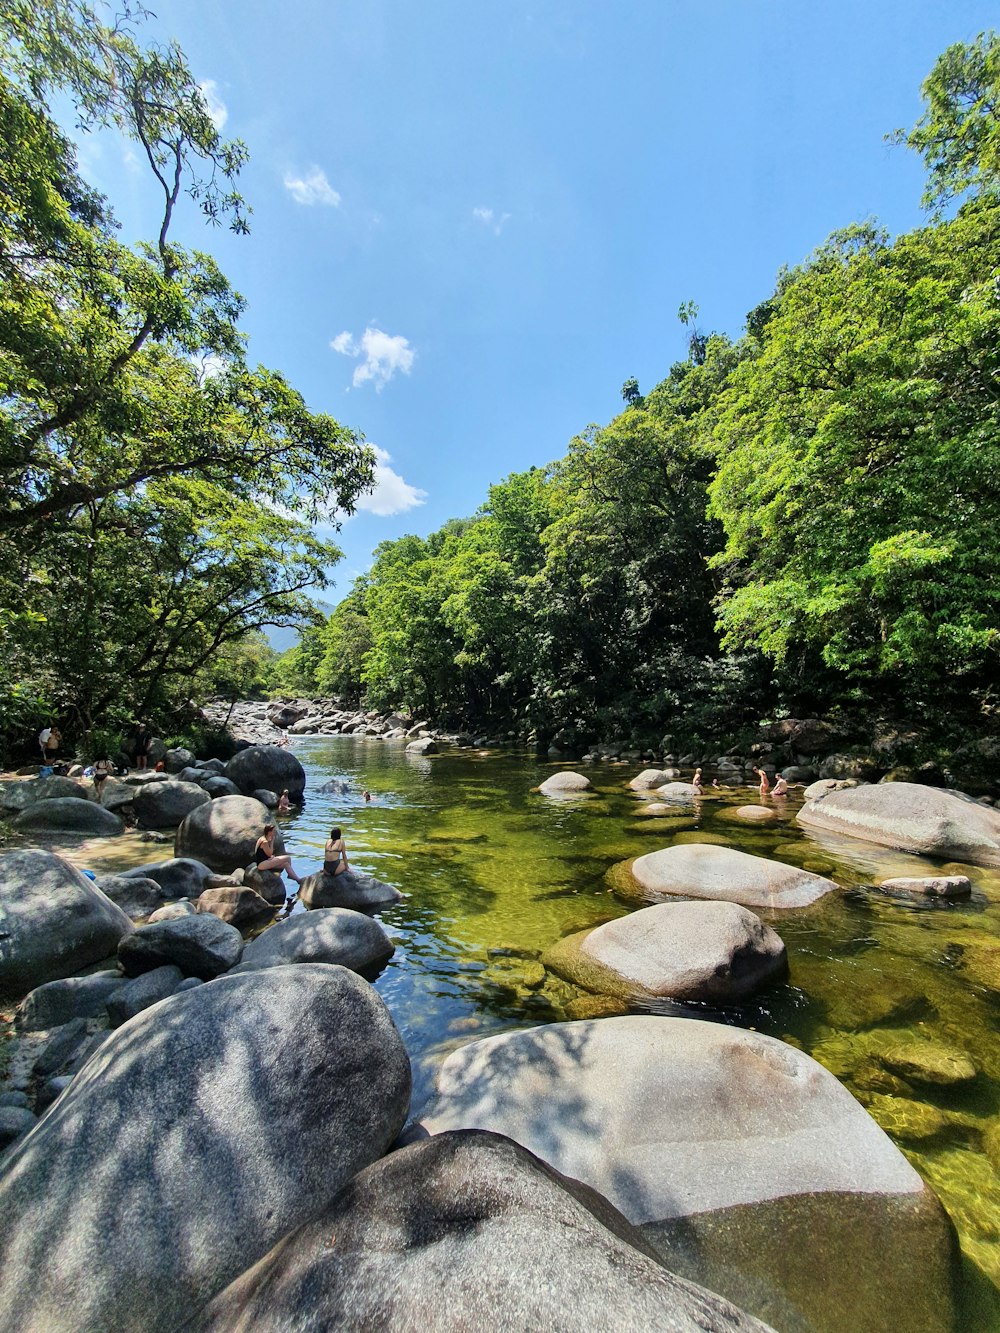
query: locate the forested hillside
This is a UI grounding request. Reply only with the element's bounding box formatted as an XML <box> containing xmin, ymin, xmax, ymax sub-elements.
<box><xmin>276</xmin><ymin>33</ymin><xmax>1000</xmax><ymax>753</ymax></box>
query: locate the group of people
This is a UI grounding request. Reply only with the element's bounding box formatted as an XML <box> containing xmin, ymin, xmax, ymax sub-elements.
<box><xmin>253</xmin><ymin>823</ymin><xmax>350</xmax><ymax>888</ymax></box>
<box><xmin>690</xmin><ymin>765</ymin><xmax>789</xmax><ymax>797</ymax></box>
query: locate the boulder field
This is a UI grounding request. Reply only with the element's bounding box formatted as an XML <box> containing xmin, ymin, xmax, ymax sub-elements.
<box><xmin>0</xmin><ymin>965</ymin><xmax>412</xmax><ymax>1333</ymax></box>
<box><xmin>797</xmin><ymin>781</ymin><xmax>1000</xmax><ymax>866</ymax></box>
<box><xmin>416</xmin><ymin>1016</ymin><xmax>958</xmax><ymax>1333</ymax></box>
<box><xmin>609</xmin><ymin>842</ymin><xmax>840</xmax><ymax>909</ymax></box>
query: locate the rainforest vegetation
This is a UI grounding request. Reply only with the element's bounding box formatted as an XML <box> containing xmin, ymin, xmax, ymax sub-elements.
<box><xmin>2</xmin><ymin>2</ymin><xmax>999</xmax><ymax>758</ymax></box>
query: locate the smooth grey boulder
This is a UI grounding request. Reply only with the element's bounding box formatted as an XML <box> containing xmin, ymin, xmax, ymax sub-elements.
<box><xmin>0</xmin><ymin>965</ymin><xmax>411</xmax><ymax>1333</ymax></box>
<box><xmin>242</xmin><ymin>865</ymin><xmax>287</xmax><ymax>905</ymax></box>
<box><xmin>654</xmin><ymin>781</ymin><xmax>698</xmax><ymax>803</ymax></box>
<box><xmin>174</xmin><ymin>796</ymin><xmax>282</xmax><ymax>873</ymax></box>
<box><xmin>195</xmin><ymin>758</ymin><xmax>227</xmax><ymax>776</ymax></box>
<box><xmin>298</xmin><ymin>867</ymin><xmax>402</xmax><ymax>910</ymax></box>
<box><xmin>418</xmin><ymin>1017</ymin><xmax>957</xmax><ymax>1333</ymax></box>
<box><xmin>225</xmin><ymin>745</ymin><xmax>306</xmax><ymax>801</ymax></box>
<box><xmin>0</xmin><ymin>851</ymin><xmax>133</xmax><ymax>995</ymax></box>
<box><xmin>196</xmin><ymin>886</ymin><xmax>275</xmax><ymax>928</ymax></box>
<box><xmin>194</xmin><ymin>1131</ymin><xmax>773</xmax><ymax>1333</ymax></box>
<box><xmin>148</xmin><ymin>900</ymin><xmax>198</xmax><ymax>922</ymax></box>
<box><xmin>163</xmin><ymin>746</ymin><xmax>195</xmax><ymax>773</ymax></box>
<box><xmin>406</xmin><ymin>737</ymin><xmax>438</xmax><ymax>756</ymax></box>
<box><xmin>798</xmin><ymin>781</ymin><xmax>1000</xmax><ymax>866</ymax></box>
<box><xmin>133</xmin><ymin>779</ymin><xmax>210</xmax><ymax>829</ymax></box>
<box><xmin>628</xmin><ymin>768</ymin><xmax>671</xmax><ymax>790</ymax></box>
<box><xmin>610</xmin><ymin>843</ymin><xmax>839</xmax><ymax>910</ymax></box>
<box><xmin>545</xmin><ymin>901</ymin><xmax>787</xmax><ymax>1003</ymax></box>
<box><xmin>0</xmin><ymin>776</ymin><xmax>88</xmax><ymax>812</ymax></box>
<box><xmin>202</xmin><ymin>776</ymin><xmax>242</xmax><ymax>799</ymax></box>
<box><xmin>538</xmin><ymin>770</ymin><xmax>590</xmax><ymax>795</ymax></box>
<box><xmin>118</xmin><ymin>915</ymin><xmax>243</xmax><ymax>980</ymax></box>
<box><xmin>120</xmin><ymin>857</ymin><xmax>213</xmax><ymax>899</ymax></box>
<box><xmin>175</xmin><ymin>766</ymin><xmax>209</xmax><ymax>786</ymax></box>
<box><xmin>236</xmin><ymin>909</ymin><xmax>393</xmax><ymax>975</ymax></box>
<box><xmin>13</xmin><ymin>798</ymin><xmax>124</xmax><ymax>836</ymax></box>
<box><xmin>17</xmin><ymin>972</ymin><xmax>124</xmax><ymax>1032</ymax></box>
<box><xmin>879</xmin><ymin>875</ymin><xmax>972</xmax><ymax>899</ymax></box>
<box><xmin>94</xmin><ymin>875</ymin><xmax>165</xmax><ymax>920</ymax></box>
<box><xmin>0</xmin><ymin>1108</ymin><xmax>37</xmax><ymax>1151</ymax></box>
<box><xmin>94</xmin><ymin>777</ymin><xmax>137</xmax><ymax>812</ymax></box>
<box><xmin>106</xmin><ymin>965</ymin><xmax>185</xmax><ymax>1026</ymax></box>
<box><xmin>252</xmin><ymin>788</ymin><xmax>279</xmax><ymax>808</ymax></box>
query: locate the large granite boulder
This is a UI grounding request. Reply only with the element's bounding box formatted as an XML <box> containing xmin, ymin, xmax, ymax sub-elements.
<box><xmin>93</xmin><ymin>875</ymin><xmax>165</xmax><ymax>919</ymax></box>
<box><xmin>163</xmin><ymin>746</ymin><xmax>195</xmax><ymax>773</ymax></box>
<box><xmin>13</xmin><ymin>798</ymin><xmax>123</xmax><ymax>836</ymax></box>
<box><xmin>545</xmin><ymin>902</ymin><xmax>787</xmax><ymax>1003</ymax></box>
<box><xmin>235</xmin><ymin>908</ymin><xmax>393</xmax><ymax>975</ymax></box>
<box><xmin>798</xmin><ymin>781</ymin><xmax>1000</xmax><ymax>866</ymax></box>
<box><xmin>202</xmin><ymin>776</ymin><xmax>242</xmax><ymax>799</ymax></box>
<box><xmin>0</xmin><ymin>965</ymin><xmax>410</xmax><ymax>1333</ymax></box>
<box><xmin>118</xmin><ymin>915</ymin><xmax>244</xmax><ymax>980</ymax></box>
<box><xmin>538</xmin><ymin>771</ymin><xmax>590</xmax><ymax>796</ymax></box>
<box><xmin>0</xmin><ymin>776</ymin><xmax>88</xmax><ymax>812</ymax></box>
<box><xmin>175</xmin><ymin>796</ymin><xmax>283</xmax><ymax>873</ymax></box>
<box><xmin>298</xmin><ymin>867</ymin><xmax>403</xmax><ymax>910</ymax></box>
<box><xmin>417</xmin><ymin>1018</ymin><xmax>957</xmax><ymax>1333</ymax></box>
<box><xmin>628</xmin><ymin>769</ymin><xmax>672</xmax><ymax>791</ymax></box>
<box><xmin>0</xmin><ymin>851</ymin><xmax>133</xmax><ymax>996</ymax></box>
<box><xmin>225</xmin><ymin>745</ymin><xmax>306</xmax><ymax>801</ymax></box>
<box><xmin>133</xmin><ymin>779</ymin><xmax>210</xmax><ymax>829</ymax></box>
<box><xmin>655</xmin><ymin>781</ymin><xmax>698</xmax><ymax>803</ymax></box>
<box><xmin>609</xmin><ymin>843</ymin><xmax>839</xmax><ymax>910</ymax></box>
<box><xmin>119</xmin><ymin>857</ymin><xmax>213</xmax><ymax>899</ymax></box>
<box><xmin>194</xmin><ymin>1131</ymin><xmax>772</xmax><ymax>1333</ymax></box>
<box><xmin>196</xmin><ymin>886</ymin><xmax>275</xmax><ymax>928</ymax></box>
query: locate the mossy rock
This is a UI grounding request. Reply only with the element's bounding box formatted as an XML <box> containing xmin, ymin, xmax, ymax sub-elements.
<box><xmin>564</xmin><ymin>993</ymin><xmax>630</xmax><ymax>1021</ymax></box>
<box><xmin>875</xmin><ymin>1039</ymin><xmax>978</xmax><ymax>1088</ymax></box>
<box><xmin>480</xmin><ymin>957</ymin><xmax>546</xmax><ymax>995</ymax></box>
<box><xmin>865</xmin><ymin>1094</ymin><xmax>951</xmax><ymax>1143</ymax></box>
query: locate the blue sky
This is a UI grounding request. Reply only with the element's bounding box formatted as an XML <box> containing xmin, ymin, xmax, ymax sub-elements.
<box><xmin>74</xmin><ymin>0</ymin><xmax>994</xmax><ymax>635</ymax></box>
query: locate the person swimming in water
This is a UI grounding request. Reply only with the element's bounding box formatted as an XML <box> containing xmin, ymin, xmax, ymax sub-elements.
<box><xmin>324</xmin><ymin>827</ymin><xmax>350</xmax><ymax>877</ymax></box>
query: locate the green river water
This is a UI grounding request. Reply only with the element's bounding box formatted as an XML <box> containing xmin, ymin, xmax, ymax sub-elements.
<box><xmin>68</xmin><ymin>735</ymin><xmax>1000</xmax><ymax>1327</ymax></box>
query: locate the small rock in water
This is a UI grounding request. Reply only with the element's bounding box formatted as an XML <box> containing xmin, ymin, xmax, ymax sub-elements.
<box><xmin>879</xmin><ymin>875</ymin><xmax>972</xmax><ymax>899</ymax></box>
<box><xmin>876</xmin><ymin>1039</ymin><xmax>978</xmax><ymax>1087</ymax></box>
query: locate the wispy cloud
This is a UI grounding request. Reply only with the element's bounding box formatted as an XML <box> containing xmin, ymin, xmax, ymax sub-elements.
<box><xmin>331</xmin><ymin>327</ymin><xmax>415</xmax><ymax>390</ymax></box>
<box><xmin>356</xmin><ymin>446</ymin><xmax>427</xmax><ymax>516</ymax></box>
<box><xmin>192</xmin><ymin>352</ymin><xmax>226</xmax><ymax>383</ymax></box>
<box><xmin>472</xmin><ymin>205</ymin><xmax>511</xmax><ymax>235</ymax></box>
<box><xmin>284</xmin><ymin>167</ymin><xmax>341</xmax><ymax>207</ymax></box>
<box><xmin>199</xmin><ymin>80</ymin><xmax>228</xmax><ymax>131</ymax></box>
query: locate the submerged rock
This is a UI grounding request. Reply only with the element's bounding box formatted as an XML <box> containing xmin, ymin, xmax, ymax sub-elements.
<box><xmin>797</xmin><ymin>781</ymin><xmax>1000</xmax><ymax>866</ymax></box>
<box><xmin>610</xmin><ymin>843</ymin><xmax>839</xmax><ymax>910</ymax></box>
<box><xmin>0</xmin><ymin>966</ymin><xmax>411</xmax><ymax>1333</ymax></box>
<box><xmin>875</xmin><ymin>1039</ymin><xmax>978</xmax><ymax>1088</ymax></box>
<box><xmin>545</xmin><ymin>901</ymin><xmax>787</xmax><ymax>1003</ymax></box>
<box><xmin>194</xmin><ymin>1131</ymin><xmax>773</xmax><ymax>1333</ymax></box>
<box><xmin>417</xmin><ymin>1016</ymin><xmax>957</xmax><ymax>1333</ymax></box>
<box><xmin>0</xmin><ymin>851</ymin><xmax>133</xmax><ymax>995</ymax></box>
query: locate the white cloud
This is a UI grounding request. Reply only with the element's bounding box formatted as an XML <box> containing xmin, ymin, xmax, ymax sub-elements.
<box><xmin>356</xmin><ymin>446</ymin><xmax>427</xmax><ymax>517</ymax></box>
<box><xmin>472</xmin><ymin>205</ymin><xmax>511</xmax><ymax>235</ymax></box>
<box><xmin>284</xmin><ymin>167</ymin><xmax>341</xmax><ymax>207</ymax></box>
<box><xmin>199</xmin><ymin>80</ymin><xmax>228</xmax><ymax>131</ymax></box>
<box><xmin>331</xmin><ymin>327</ymin><xmax>415</xmax><ymax>390</ymax></box>
<box><xmin>193</xmin><ymin>352</ymin><xmax>226</xmax><ymax>383</ymax></box>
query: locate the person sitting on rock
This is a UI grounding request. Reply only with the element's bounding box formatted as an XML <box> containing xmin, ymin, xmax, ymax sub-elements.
<box><xmin>324</xmin><ymin>826</ymin><xmax>350</xmax><ymax>877</ymax></box>
<box><xmin>772</xmin><ymin>774</ymin><xmax>789</xmax><ymax>797</ymax></box>
<box><xmin>253</xmin><ymin>821</ymin><xmax>303</xmax><ymax>884</ymax></box>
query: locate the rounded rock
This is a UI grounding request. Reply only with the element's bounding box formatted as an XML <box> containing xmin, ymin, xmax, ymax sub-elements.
<box><xmin>225</xmin><ymin>745</ymin><xmax>306</xmax><ymax>801</ymax></box>
<box><xmin>175</xmin><ymin>796</ymin><xmax>283</xmax><ymax>873</ymax></box>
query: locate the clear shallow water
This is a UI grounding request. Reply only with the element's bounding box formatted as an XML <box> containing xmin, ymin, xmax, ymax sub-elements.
<box><xmin>65</xmin><ymin>736</ymin><xmax>1000</xmax><ymax>1325</ymax></box>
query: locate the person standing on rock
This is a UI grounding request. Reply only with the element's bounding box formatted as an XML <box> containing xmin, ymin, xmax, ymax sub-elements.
<box><xmin>254</xmin><ymin>822</ymin><xmax>304</xmax><ymax>885</ymax></box>
<box><xmin>134</xmin><ymin>722</ymin><xmax>152</xmax><ymax>770</ymax></box>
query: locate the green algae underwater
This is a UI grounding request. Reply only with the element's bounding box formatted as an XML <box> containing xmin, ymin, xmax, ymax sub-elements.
<box><xmin>71</xmin><ymin>736</ymin><xmax>1000</xmax><ymax>1328</ymax></box>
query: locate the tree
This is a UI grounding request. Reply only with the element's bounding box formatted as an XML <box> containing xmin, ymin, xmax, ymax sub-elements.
<box><xmin>894</xmin><ymin>31</ymin><xmax>1000</xmax><ymax>216</ymax></box>
<box><xmin>620</xmin><ymin>375</ymin><xmax>642</xmax><ymax>407</ymax></box>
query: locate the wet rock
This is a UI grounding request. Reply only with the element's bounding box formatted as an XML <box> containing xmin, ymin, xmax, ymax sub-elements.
<box><xmin>193</xmin><ymin>1131</ymin><xmax>772</xmax><ymax>1333</ymax></box>
<box><xmin>610</xmin><ymin>843</ymin><xmax>839</xmax><ymax>910</ymax></box>
<box><xmin>106</xmin><ymin>965</ymin><xmax>186</xmax><ymax>1026</ymax></box>
<box><xmin>538</xmin><ymin>771</ymin><xmax>590</xmax><ymax>795</ymax></box>
<box><xmin>654</xmin><ymin>781</ymin><xmax>697</xmax><ymax>803</ymax></box>
<box><xmin>481</xmin><ymin>956</ymin><xmax>547</xmax><ymax>996</ymax></box>
<box><xmin>879</xmin><ymin>875</ymin><xmax>972</xmax><ymax>899</ymax></box>
<box><xmin>545</xmin><ymin>902</ymin><xmax>787</xmax><ymax>1004</ymax></box>
<box><xmin>417</xmin><ymin>1017</ymin><xmax>957</xmax><ymax>1333</ymax></box>
<box><xmin>864</xmin><ymin>1095</ymin><xmax>951</xmax><ymax>1144</ymax></box>
<box><xmin>628</xmin><ymin>768</ymin><xmax>671</xmax><ymax>790</ymax></box>
<box><xmin>118</xmin><ymin>915</ymin><xmax>243</xmax><ymax>980</ymax></box>
<box><xmin>93</xmin><ymin>874</ymin><xmax>165</xmax><ymax>919</ymax></box>
<box><xmin>16</xmin><ymin>972</ymin><xmax>124</xmax><ymax>1032</ymax></box>
<box><xmin>732</xmin><ymin>805</ymin><xmax>778</xmax><ymax>822</ymax></box>
<box><xmin>876</xmin><ymin>1040</ymin><xmax>978</xmax><ymax>1088</ymax></box>
<box><xmin>298</xmin><ymin>868</ymin><xmax>402</xmax><ymax>910</ymax></box>
<box><xmin>0</xmin><ymin>851</ymin><xmax>133</xmax><ymax>995</ymax></box>
<box><xmin>13</xmin><ymin>798</ymin><xmax>124</xmax><ymax>836</ymax></box>
<box><xmin>406</xmin><ymin>737</ymin><xmax>438</xmax><ymax>756</ymax></box>
<box><xmin>959</xmin><ymin>941</ymin><xmax>1000</xmax><ymax>993</ymax></box>
<box><xmin>564</xmin><ymin>994</ymin><xmax>630</xmax><ymax>1021</ymax></box>
<box><xmin>225</xmin><ymin>745</ymin><xmax>306</xmax><ymax>801</ymax></box>
<box><xmin>196</xmin><ymin>886</ymin><xmax>275</xmax><ymax>928</ymax></box>
<box><xmin>0</xmin><ymin>966</ymin><xmax>411</xmax><ymax>1333</ymax></box>
<box><xmin>120</xmin><ymin>857</ymin><xmax>214</xmax><ymax>899</ymax></box>
<box><xmin>175</xmin><ymin>796</ymin><xmax>282</xmax><ymax>873</ymax></box>
<box><xmin>797</xmin><ymin>781</ymin><xmax>1000</xmax><ymax>867</ymax></box>
<box><xmin>235</xmin><ymin>909</ymin><xmax>393</xmax><ymax>976</ymax></box>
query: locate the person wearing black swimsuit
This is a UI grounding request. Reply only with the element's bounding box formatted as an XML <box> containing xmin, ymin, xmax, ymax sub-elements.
<box><xmin>324</xmin><ymin>826</ymin><xmax>349</xmax><ymax>877</ymax></box>
<box><xmin>253</xmin><ymin>822</ymin><xmax>303</xmax><ymax>884</ymax></box>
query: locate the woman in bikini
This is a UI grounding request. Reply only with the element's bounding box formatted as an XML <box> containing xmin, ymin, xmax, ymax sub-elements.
<box><xmin>253</xmin><ymin>822</ymin><xmax>303</xmax><ymax>884</ymax></box>
<box><xmin>324</xmin><ymin>826</ymin><xmax>350</xmax><ymax>877</ymax></box>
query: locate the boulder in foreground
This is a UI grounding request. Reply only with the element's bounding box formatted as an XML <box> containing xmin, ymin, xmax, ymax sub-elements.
<box><xmin>0</xmin><ymin>851</ymin><xmax>132</xmax><ymax>996</ymax></box>
<box><xmin>118</xmin><ymin>914</ymin><xmax>244</xmax><ymax>979</ymax></box>
<box><xmin>544</xmin><ymin>901</ymin><xmax>787</xmax><ymax>1003</ymax></box>
<box><xmin>194</xmin><ymin>1131</ymin><xmax>772</xmax><ymax>1333</ymax></box>
<box><xmin>235</xmin><ymin>908</ymin><xmax>393</xmax><ymax>975</ymax></box>
<box><xmin>609</xmin><ymin>842</ymin><xmax>839</xmax><ymax>909</ymax></box>
<box><xmin>417</xmin><ymin>1017</ymin><xmax>957</xmax><ymax>1333</ymax></box>
<box><xmin>797</xmin><ymin>781</ymin><xmax>1000</xmax><ymax>866</ymax></box>
<box><xmin>0</xmin><ymin>965</ymin><xmax>411</xmax><ymax>1333</ymax></box>
<box><xmin>13</xmin><ymin>798</ymin><xmax>123</xmax><ymax>836</ymax></box>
